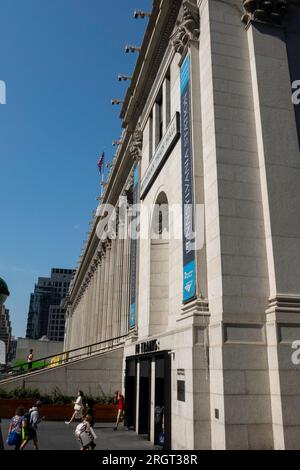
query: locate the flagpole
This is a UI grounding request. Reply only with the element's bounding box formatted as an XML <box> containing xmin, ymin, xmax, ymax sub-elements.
<box><xmin>101</xmin><ymin>169</ymin><xmax>104</xmax><ymax>198</ymax></box>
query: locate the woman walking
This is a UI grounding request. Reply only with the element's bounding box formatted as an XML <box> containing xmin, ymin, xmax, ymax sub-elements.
<box><xmin>7</xmin><ymin>406</ymin><xmax>26</xmax><ymax>450</ymax></box>
<box><xmin>75</xmin><ymin>414</ymin><xmax>96</xmax><ymax>450</ymax></box>
<box><xmin>65</xmin><ymin>390</ymin><xmax>84</xmax><ymax>424</ymax></box>
<box><xmin>114</xmin><ymin>391</ymin><xmax>126</xmax><ymax>431</ymax></box>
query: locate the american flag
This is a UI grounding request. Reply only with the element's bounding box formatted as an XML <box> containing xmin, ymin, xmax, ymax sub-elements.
<box><xmin>97</xmin><ymin>152</ymin><xmax>105</xmax><ymax>175</ymax></box>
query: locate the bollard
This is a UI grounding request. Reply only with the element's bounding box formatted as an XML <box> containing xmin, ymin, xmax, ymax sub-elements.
<box><xmin>0</xmin><ymin>418</ymin><xmax>4</xmax><ymax>450</ymax></box>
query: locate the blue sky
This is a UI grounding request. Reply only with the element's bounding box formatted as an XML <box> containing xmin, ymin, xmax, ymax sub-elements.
<box><xmin>0</xmin><ymin>0</ymin><xmax>152</xmax><ymax>337</ymax></box>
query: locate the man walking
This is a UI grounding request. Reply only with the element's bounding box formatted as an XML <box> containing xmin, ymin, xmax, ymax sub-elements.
<box><xmin>20</xmin><ymin>401</ymin><xmax>44</xmax><ymax>450</ymax></box>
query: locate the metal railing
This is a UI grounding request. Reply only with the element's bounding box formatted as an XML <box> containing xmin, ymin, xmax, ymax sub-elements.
<box><xmin>0</xmin><ymin>333</ymin><xmax>128</xmax><ymax>382</ymax></box>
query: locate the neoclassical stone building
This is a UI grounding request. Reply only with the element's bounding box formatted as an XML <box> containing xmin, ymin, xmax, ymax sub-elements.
<box><xmin>65</xmin><ymin>0</ymin><xmax>300</xmax><ymax>450</ymax></box>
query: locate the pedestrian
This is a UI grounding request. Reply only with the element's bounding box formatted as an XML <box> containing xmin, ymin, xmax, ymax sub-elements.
<box><xmin>65</xmin><ymin>390</ymin><xmax>84</xmax><ymax>424</ymax></box>
<box><xmin>20</xmin><ymin>401</ymin><xmax>45</xmax><ymax>450</ymax></box>
<box><xmin>155</xmin><ymin>405</ymin><xmax>165</xmax><ymax>446</ymax></box>
<box><xmin>7</xmin><ymin>406</ymin><xmax>26</xmax><ymax>450</ymax></box>
<box><xmin>114</xmin><ymin>391</ymin><xmax>126</xmax><ymax>431</ymax></box>
<box><xmin>84</xmin><ymin>399</ymin><xmax>95</xmax><ymax>428</ymax></box>
<box><xmin>75</xmin><ymin>414</ymin><xmax>96</xmax><ymax>450</ymax></box>
<box><xmin>27</xmin><ymin>349</ymin><xmax>33</xmax><ymax>372</ymax></box>
<box><xmin>0</xmin><ymin>418</ymin><xmax>4</xmax><ymax>451</ymax></box>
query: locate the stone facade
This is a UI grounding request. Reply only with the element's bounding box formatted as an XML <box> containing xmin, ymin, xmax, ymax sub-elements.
<box><xmin>64</xmin><ymin>0</ymin><xmax>300</xmax><ymax>450</ymax></box>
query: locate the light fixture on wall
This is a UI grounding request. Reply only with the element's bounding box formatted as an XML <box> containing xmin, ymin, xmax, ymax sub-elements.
<box><xmin>112</xmin><ymin>139</ymin><xmax>123</xmax><ymax>147</ymax></box>
<box><xmin>124</xmin><ymin>45</ymin><xmax>141</xmax><ymax>53</ymax></box>
<box><xmin>118</xmin><ymin>74</ymin><xmax>133</xmax><ymax>82</ymax></box>
<box><xmin>133</xmin><ymin>10</ymin><xmax>151</xmax><ymax>19</ymax></box>
<box><xmin>111</xmin><ymin>99</ymin><xmax>124</xmax><ymax>106</ymax></box>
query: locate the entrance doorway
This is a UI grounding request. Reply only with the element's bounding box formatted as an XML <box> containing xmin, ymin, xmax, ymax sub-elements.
<box><xmin>125</xmin><ymin>351</ymin><xmax>172</xmax><ymax>448</ymax></box>
<box><xmin>125</xmin><ymin>359</ymin><xmax>136</xmax><ymax>430</ymax></box>
<box><xmin>138</xmin><ymin>358</ymin><xmax>151</xmax><ymax>437</ymax></box>
<box><xmin>155</xmin><ymin>354</ymin><xmax>171</xmax><ymax>450</ymax></box>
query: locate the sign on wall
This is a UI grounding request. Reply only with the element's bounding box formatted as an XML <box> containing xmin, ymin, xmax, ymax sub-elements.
<box><xmin>180</xmin><ymin>53</ymin><xmax>196</xmax><ymax>304</ymax></box>
<box><xmin>140</xmin><ymin>113</ymin><xmax>180</xmax><ymax>199</ymax></box>
<box><xmin>129</xmin><ymin>166</ymin><xmax>139</xmax><ymax>329</ymax></box>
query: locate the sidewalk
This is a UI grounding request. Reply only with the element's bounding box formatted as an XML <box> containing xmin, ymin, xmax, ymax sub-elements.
<box><xmin>1</xmin><ymin>420</ymin><xmax>159</xmax><ymax>451</ymax></box>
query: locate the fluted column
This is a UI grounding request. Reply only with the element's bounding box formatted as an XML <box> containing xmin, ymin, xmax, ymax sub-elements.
<box><xmin>94</xmin><ymin>253</ymin><xmax>102</xmax><ymax>346</ymax></box>
<box><xmin>97</xmin><ymin>251</ymin><xmax>105</xmax><ymax>343</ymax></box>
<box><xmin>105</xmin><ymin>239</ymin><xmax>114</xmax><ymax>340</ymax></box>
<box><xmin>120</xmin><ymin>235</ymin><xmax>131</xmax><ymax>336</ymax></box>
<box><xmin>101</xmin><ymin>243</ymin><xmax>111</xmax><ymax>342</ymax></box>
<box><xmin>113</xmin><ymin>236</ymin><xmax>122</xmax><ymax>339</ymax></box>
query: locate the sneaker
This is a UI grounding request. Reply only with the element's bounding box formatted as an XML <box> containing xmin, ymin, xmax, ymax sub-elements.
<box><xmin>65</xmin><ymin>421</ymin><xmax>70</xmax><ymax>425</ymax></box>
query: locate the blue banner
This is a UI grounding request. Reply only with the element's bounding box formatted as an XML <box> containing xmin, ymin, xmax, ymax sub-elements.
<box><xmin>129</xmin><ymin>166</ymin><xmax>139</xmax><ymax>329</ymax></box>
<box><xmin>181</xmin><ymin>53</ymin><xmax>196</xmax><ymax>303</ymax></box>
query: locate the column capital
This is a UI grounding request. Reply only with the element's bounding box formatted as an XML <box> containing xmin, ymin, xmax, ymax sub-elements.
<box><xmin>171</xmin><ymin>0</ymin><xmax>200</xmax><ymax>55</ymax></box>
<box><xmin>241</xmin><ymin>0</ymin><xmax>289</xmax><ymax>27</ymax></box>
<box><xmin>129</xmin><ymin>124</ymin><xmax>143</xmax><ymax>163</ymax></box>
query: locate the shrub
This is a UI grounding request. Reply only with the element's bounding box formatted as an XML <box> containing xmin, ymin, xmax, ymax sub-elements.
<box><xmin>0</xmin><ymin>387</ymin><xmax>115</xmax><ymax>405</ymax></box>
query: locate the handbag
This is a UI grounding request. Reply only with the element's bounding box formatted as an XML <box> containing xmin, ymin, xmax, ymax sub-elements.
<box><xmin>90</xmin><ymin>427</ymin><xmax>97</xmax><ymax>441</ymax></box>
<box><xmin>7</xmin><ymin>431</ymin><xmax>19</xmax><ymax>446</ymax></box>
<box><xmin>79</xmin><ymin>431</ymin><xmax>92</xmax><ymax>447</ymax></box>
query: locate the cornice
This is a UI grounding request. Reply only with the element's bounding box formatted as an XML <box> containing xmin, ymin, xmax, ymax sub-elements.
<box><xmin>121</xmin><ymin>0</ymin><xmax>182</xmax><ymax>131</ymax></box>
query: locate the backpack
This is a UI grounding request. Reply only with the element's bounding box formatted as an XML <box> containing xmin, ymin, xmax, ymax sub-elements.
<box><xmin>23</xmin><ymin>410</ymin><xmax>34</xmax><ymax>433</ymax></box>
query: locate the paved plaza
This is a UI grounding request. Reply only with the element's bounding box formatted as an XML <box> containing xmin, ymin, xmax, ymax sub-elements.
<box><xmin>1</xmin><ymin>420</ymin><xmax>158</xmax><ymax>451</ymax></box>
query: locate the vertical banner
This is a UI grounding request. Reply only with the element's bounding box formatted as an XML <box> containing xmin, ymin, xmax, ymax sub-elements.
<box><xmin>129</xmin><ymin>166</ymin><xmax>139</xmax><ymax>329</ymax></box>
<box><xmin>181</xmin><ymin>53</ymin><xmax>196</xmax><ymax>304</ymax></box>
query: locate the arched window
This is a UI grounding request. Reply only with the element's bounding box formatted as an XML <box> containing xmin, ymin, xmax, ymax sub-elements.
<box><xmin>149</xmin><ymin>192</ymin><xmax>170</xmax><ymax>336</ymax></box>
<box><xmin>151</xmin><ymin>192</ymin><xmax>169</xmax><ymax>241</ymax></box>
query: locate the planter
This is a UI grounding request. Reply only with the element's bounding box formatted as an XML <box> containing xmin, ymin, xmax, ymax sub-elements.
<box><xmin>0</xmin><ymin>400</ymin><xmax>118</xmax><ymax>423</ymax></box>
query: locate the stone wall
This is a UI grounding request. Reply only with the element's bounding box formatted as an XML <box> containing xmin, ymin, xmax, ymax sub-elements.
<box><xmin>0</xmin><ymin>347</ymin><xmax>124</xmax><ymax>398</ymax></box>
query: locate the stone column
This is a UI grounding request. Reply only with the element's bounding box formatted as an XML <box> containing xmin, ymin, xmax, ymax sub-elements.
<box><xmin>163</xmin><ymin>76</ymin><xmax>171</xmax><ymax>132</ymax></box>
<box><xmin>87</xmin><ymin>272</ymin><xmax>94</xmax><ymax>346</ymax></box>
<box><xmin>197</xmin><ymin>0</ymin><xmax>273</xmax><ymax>450</ymax></box>
<box><xmin>101</xmin><ymin>243</ymin><xmax>111</xmax><ymax>342</ymax></box>
<box><xmin>111</xmin><ymin>235</ymin><xmax>122</xmax><ymax>340</ymax></box>
<box><xmin>86</xmin><ymin>274</ymin><xmax>93</xmax><ymax>346</ymax></box>
<box><xmin>171</xmin><ymin>0</ymin><xmax>211</xmax><ymax>449</ymax></box>
<box><xmin>94</xmin><ymin>252</ymin><xmax>102</xmax><ymax>346</ymax></box>
<box><xmin>97</xmin><ymin>250</ymin><xmax>106</xmax><ymax>344</ymax></box>
<box><xmin>153</xmin><ymin>102</ymin><xmax>161</xmax><ymax>150</ymax></box>
<box><xmin>245</xmin><ymin>2</ymin><xmax>300</xmax><ymax>449</ymax></box>
<box><xmin>106</xmin><ymin>239</ymin><xmax>117</xmax><ymax>341</ymax></box>
<box><xmin>90</xmin><ymin>262</ymin><xmax>98</xmax><ymax>348</ymax></box>
<box><xmin>121</xmin><ymin>235</ymin><xmax>131</xmax><ymax>337</ymax></box>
